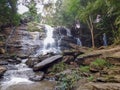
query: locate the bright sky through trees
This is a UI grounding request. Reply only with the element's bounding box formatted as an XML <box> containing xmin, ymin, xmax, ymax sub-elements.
<box><xmin>17</xmin><ymin>0</ymin><xmax>57</xmax><ymax>14</ymax></box>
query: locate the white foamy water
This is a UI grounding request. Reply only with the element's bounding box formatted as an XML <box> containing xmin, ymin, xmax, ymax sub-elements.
<box><xmin>0</xmin><ymin>59</ymin><xmax>34</xmax><ymax>90</ymax></box>
<box><xmin>76</xmin><ymin>38</ymin><xmax>82</xmax><ymax>46</ymax></box>
<box><xmin>35</xmin><ymin>24</ymin><xmax>59</xmax><ymax>55</ymax></box>
<box><xmin>43</xmin><ymin>25</ymin><xmax>55</xmax><ymax>49</ymax></box>
<box><xmin>1</xmin><ymin>77</ymin><xmax>33</xmax><ymax>90</ymax></box>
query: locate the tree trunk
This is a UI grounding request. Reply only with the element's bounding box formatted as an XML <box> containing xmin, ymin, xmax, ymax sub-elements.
<box><xmin>87</xmin><ymin>16</ymin><xmax>95</xmax><ymax>48</ymax></box>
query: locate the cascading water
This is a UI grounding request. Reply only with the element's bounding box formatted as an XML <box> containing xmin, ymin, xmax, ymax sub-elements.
<box><xmin>35</xmin><ymin>24</ymin><xmax>60</xmax><ymax>55</ymax></box>
<box><xmin>56</xmin><ymin>26</ymin><xmax>83</xmax><ymax>50</ymax></box>
<box><xmin>0</xmin><ymin>59</ymin><xmax>34</xmax><ymax>90</ymax></box>
<box><xmin>65</xmin><ymin>27</ymin><xmax>72</xmax><ymax>37</ymax></box>
<box><xmin>20</xmin><ymin>31</ymin><xmax>42</xmax><ymax>55</ymax></box>
<box><xmin>76</xmin><ymin>38</ymin><xmax>82</xmax><ymax>46</ymax></box>
<box><xmin>42</xmin><ymin>25</ymin><xmax>56</xmax><ymax>54</ymax></box>
<box><xmin>0</xmin><ymin>27</ymin><xmax>57</xmax><ymax>90</ymax></box>
<box><xmin>103</xmin><ymin>33</ymin><xmax>107</xmax><ymax>46</ymax></box>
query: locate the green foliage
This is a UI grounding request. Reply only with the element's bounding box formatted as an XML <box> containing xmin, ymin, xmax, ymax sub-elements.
<box><xmin>79</xmin><ymin>66</ymin><xmax>90</xmax><ymax>72</ymax></box>
<box><xmin>0</xmin><ymin>0</ymin><xmax>20</xmax><ymax>27</ymax></box>
<box><xmin>87</xmin><ymin>75</ymin><xmax>94</xmax><ymax>81</ymax></box>
<box><xmin>113</xmin><ymin>29</ymin><xmax>120</xmax><ymax>44</ymax></box>
<box><xmin>27</xmin><ymin>22</ymin><xmax>43</xmax><ymax>32</ymax></box>
<box><xmin>23</xmin><ymin>0</ymin><xmax>38</xmax><ymax>22</ymax></box>
<box><xmin>51</xmin><ymin>62</ymin><xmax>68</xmax><ymax>73</ymax></box>
<box><xmin>57</xmin><ymin>70</ymin><xmax>81</xmax><ymax>90</ymax></box>
<box><xmin>54</xmin><ymin>0</ymin><xmax>120</xmax><ymax>45</ymax></box>
<box><xmin>91</xmin><ymin>58</ymin><xmax>109</xmax><ymax>68</ymax></box>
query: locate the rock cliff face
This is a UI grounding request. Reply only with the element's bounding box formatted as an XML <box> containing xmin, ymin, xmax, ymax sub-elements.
<box><xmin>53</xmin><ymin>26</ymin><xmax>79</xmax><ymax>50</ymax></box>
<box><xmin>71</xmin><ymin>23</ymin><xmax>92</xmax><ymax>47</ymax></box>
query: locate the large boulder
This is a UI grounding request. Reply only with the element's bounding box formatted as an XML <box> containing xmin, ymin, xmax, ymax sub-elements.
<box><xmin>33</xmin><ymin>55</ymin><xmax>62</xmax><ymax>71</ymax></box>
<box><xmin>26</xmin><ymin>54</ymin><xmax>54</xmax><ymax>68</ymax></box>
<box><xmin>26</xmin><ymin>57</ymin><xmax>39</xmax><ymax>68</ymax></box>
<box><xmin>29</xmin><ymin>71</ymin><xmax>44</xmax><ymax>81</ymax></box>
<box><xmin>0</xmin><ymin>66</ymin><xmax>7</xmax><ymax>77</ymax></box>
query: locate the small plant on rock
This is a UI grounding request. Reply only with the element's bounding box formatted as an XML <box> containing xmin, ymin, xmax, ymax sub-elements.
<box><xmin>91</xmin><ymin>58</ymin><xmax>108</xmax><ymax>67</ymax></box>
<box><xmin>79</xmin><ymin>66</ymin><xmax>90</xmax><ymax>72</ymax></box>
<box><xmin>90</xmin><ymin>58</ymin><xmax>109</xmax><ymax>71</ymax></box>
<box><xmin>57</xmin><ymin>69</ymin><xmax>81</xmax><ymax>90</ymax></box>
<box><xmin>87</xmin><ymin>75</ymin><xmax>94</xmax><ymax>81</ymax></box>
<box><xmin>51</xmin><ymin>62</ymin><xmax>68</xmax><ymax>73</ymax></box>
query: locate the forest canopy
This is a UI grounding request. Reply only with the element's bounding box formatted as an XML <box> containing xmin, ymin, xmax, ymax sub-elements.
<box><xmin>52</xmin><ymin>0</ymin><xmax>120</xmax><ymax>45</ymax></box>
<box><xmin>0</xmin><ymin>0</ymin><xmax>20</xmax><ymax>27</ymax></box>
<box><xmin>0</xmin><ymin>0</ymin><xmax>120</xmax><ymax>45</ymax></box>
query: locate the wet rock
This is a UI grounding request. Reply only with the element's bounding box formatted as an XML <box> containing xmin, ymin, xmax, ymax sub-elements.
<box><xmin>0</xmin><ymin>61</ymin><xmax>8</xmax><ymax>65</ymax></box>
<box><xmin>7</xmin><ymin>44</ymin><xmax>22</xmax><ymax>48</ymax></box>
<box><xmin>59</xmin><ymin>36</ymin><xmax>77</xmax><ymax>50</ymax></box>
<box><xmin>63</xmin><ymin>55</ymin><xmax>74</xmax><ymax>63</ymax></box>
<box><xmin>29</xmin><ymin>71</ymin><xmax>44</xmax><ymax>81</ymax></box>
<box><xmin>33</xmin><ymin>55</ymin><xmax>62</xmax><ymax>71</ymax></box>
<box><xmin>26</xmin><ymin>57</ymin><xmax>39</xmax><ymax>68</ymax></box>
<box><xmin>60</xmin><ymin>36</ymin><xmax>77</xmax><ymax>44</ymax></box>
<box><xmin>0</xmin><ymin>54</ymin><xmax>21</xmax><ymax>60</ymax></box>
<box><xmin>54</xmin><ymin>26</ymin><xmax>67</xmax><ymax>36</ymax></box>
<box><xmin>16</xmin><ymin>57</ymin><xmax>22</xmax><ymax>61</ymax></box>
<box><xmin>17</xmin><ymin>54</ymin><xmax>28</xmax><ymax>59</ymax></box>
<box><xmin>0</xmin><ymin>48</ymin><xmax>5</xmax><ymax>54</ymax></box>
<box><xmin>5</xmin><ymin>64</ymin><xmax>18</xmax><ymax>70</ymax></box>
<box><xmin>8</xmin><ymin>59</ymin><xmax>21</xmax><ymax>64</ymax></box>
<box><xmin>0</xmin><ymin>66</ymin><xmax>7</xmax><ymax>76</ymax></box>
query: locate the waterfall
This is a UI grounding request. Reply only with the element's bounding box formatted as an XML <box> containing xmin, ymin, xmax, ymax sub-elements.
<box><xmin>65</xmin><ymin>28</ymin><xmax>72</xmax><ymax>37</ymax></box>
<box><xmin>103</xmin><ymin>33</ymin><xmax>107</xmax><ymax>46</ymax></box>
<box><xmin>42</xmin><ymin>25</ymin><xmax>55</xmax><ymax>54</ymax></box>
<box><xmin>76</xmin><ymin>38</ymin><xmax>82</xmax><ymax>46</ymax></box>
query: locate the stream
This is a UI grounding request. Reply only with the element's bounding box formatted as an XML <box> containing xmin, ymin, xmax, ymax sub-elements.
<box><xmin>0</xmin><ymin>25</ymin><xmax>56</xmax><ymax>90</ymax></box>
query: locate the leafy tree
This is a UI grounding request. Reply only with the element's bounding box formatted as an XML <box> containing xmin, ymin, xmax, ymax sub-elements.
<box><xmin>21</xmin><ymin>0</ymin><xmax>38</xmax><ymax>22</ymax></box>
<box><xmin>0</xmin><ymin>0</ymin><xmax>20</xmax><ymax>28</ymax></box>
<box><xmin>54</xmin><ymin>0</ymin><xmax>120</xmax><ymax>46</ymax></box>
